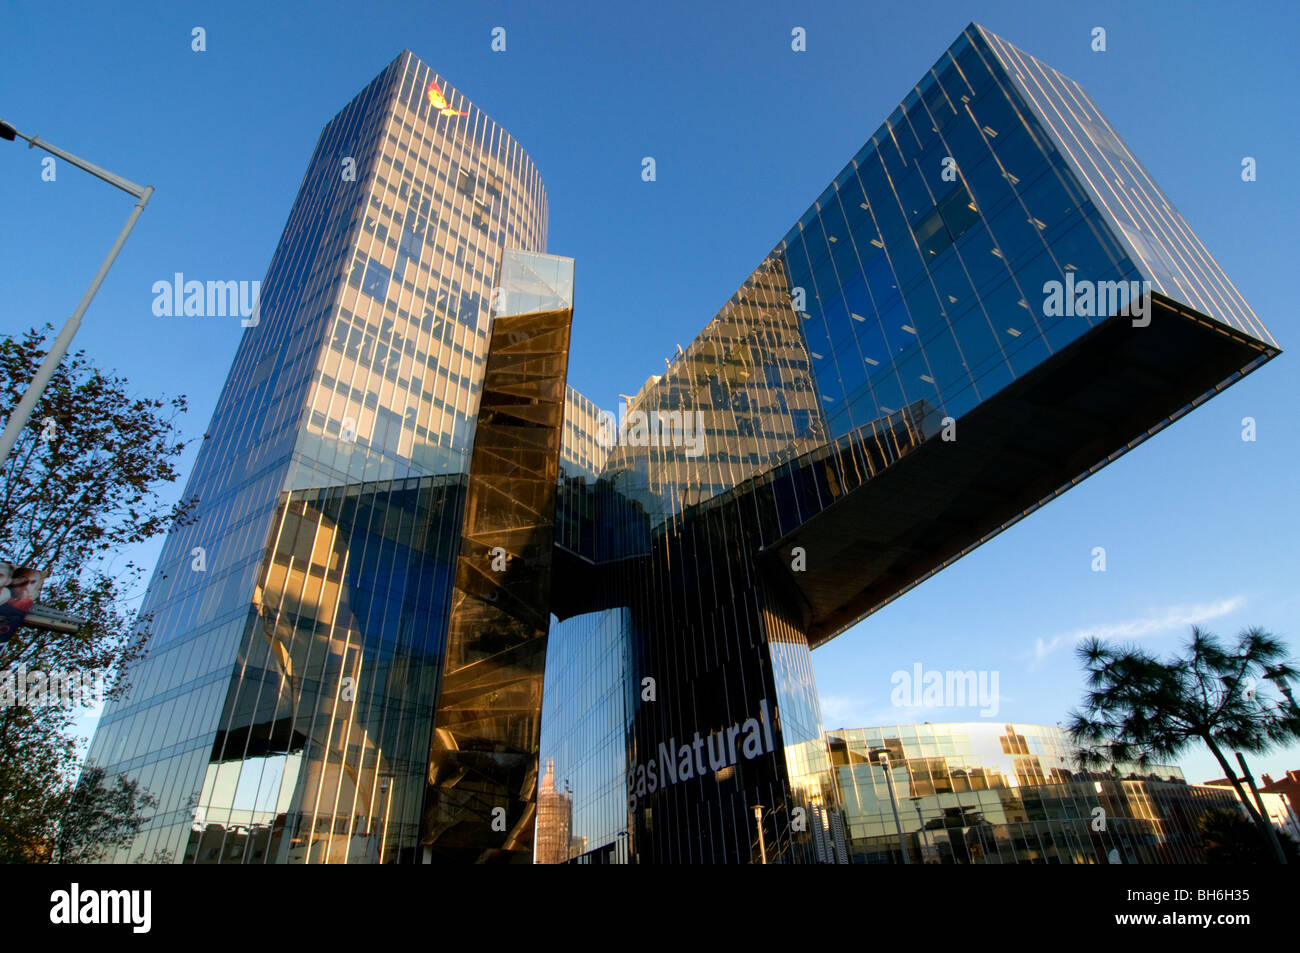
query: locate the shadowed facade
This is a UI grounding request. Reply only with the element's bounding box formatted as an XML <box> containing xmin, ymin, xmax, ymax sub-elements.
<box><xmin>422</xmin><ymin>253</ymin><xmax>574</xmax><ymax>862</ymax></box>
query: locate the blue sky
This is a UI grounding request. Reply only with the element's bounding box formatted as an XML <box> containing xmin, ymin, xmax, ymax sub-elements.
<box><xmin>3</xmin><ymin>0</ymin><xmax>1298</xmax><ymax>785</ymax></box>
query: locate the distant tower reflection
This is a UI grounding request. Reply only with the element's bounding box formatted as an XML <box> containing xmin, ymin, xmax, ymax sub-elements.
<box><xmin>535</xmin><ymin>759</ymin><xmax>574</xmax><ymax>864</ymax></box>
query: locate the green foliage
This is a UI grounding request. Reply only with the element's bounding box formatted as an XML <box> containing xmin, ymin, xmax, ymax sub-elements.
<box><xmin>1067</xmin><ymin>625</ymin><xmax>1300</xmax><ymax>769</ymax></box>
<box><xmin>51</xmin><ymin>765</ymin><xmax>159</xmax><ymax>864</ymax></box>
<box><xmin>0</xmin><ymin>326</ymin><xmax>193</xmax><ymax>862</ymax></box>
<box><xmin>1199</xmin><ymin>807</ymin><xmax>1300</xmax><ymax>864</ymax></box>
<box><xmin>1067</xmin><ymin>624</ymin><xmax>1300</xmax><ymax>862</ymax></box>
<box><xmin>1</xmin><ymin>325</ymin><xmax>192</xmax><ymax>571</ymax></box>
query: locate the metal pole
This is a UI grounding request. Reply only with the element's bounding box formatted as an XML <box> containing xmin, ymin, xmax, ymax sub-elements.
<box><xmin>0</xmin><ymin>186</ymin><xmax>152</xmax><ymax>462</ymax></box>
<box><xmin>878</xmin><ymin>753</ymin><xmax>910</xmax><ymax>864</ymax></box>
<box><xmin>911</xmin><ymin>798</ymin><xmax>930</xmax><ymax>862</ymax></box>
<box><xmin>753</xmin><ymin>805</ymin><xmax>767</xmax><ymax>864</ymax></box>
<box><xmin>3</xmin><ymin>125</ymin><xmax>148</xmax><ymax>197</ymax></box>
<box><xmin>0</xmin><ymin>121</ymin><xmax>152</xmax><ymax>464</ymax></box>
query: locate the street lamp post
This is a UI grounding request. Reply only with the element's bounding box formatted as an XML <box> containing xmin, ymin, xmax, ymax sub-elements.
<box><xmin>870</xmin><ymin>747</ymin><xmax>910</xmax><ymax>865</ymax></box>
<box><xmin>0</xmin><ymin>119</ymin><xmax>153</xmax><ymax>464</ymax></box>
<box><xmin>910</xmin><ymin>796</ymin><xmax>930</xmax><ymax>862</ymax></box>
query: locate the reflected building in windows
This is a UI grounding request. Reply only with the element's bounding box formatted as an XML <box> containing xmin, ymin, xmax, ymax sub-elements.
<box><xmin>541</xmin><ymin>22</ymin><xmax>1277</xmax><ymax>863</ymax></box>
<box><xmin>534</xmin><ymin>760</ymin><xmax>574</xmax><ymax>864</ymax></box>
<box><xmin>85</xmin><ymin>50</ymin><xmax>570</xmax><ymax>863</ymax></box>
<box><xmin>86</xmin><ymin>23</ymin><xmax>1278</xmax><ymax>864</ymax></box>
<box><xmin>827</xmin><ymin>723</ymin><xmax>1244</xmax><ymax>864</ymax></box>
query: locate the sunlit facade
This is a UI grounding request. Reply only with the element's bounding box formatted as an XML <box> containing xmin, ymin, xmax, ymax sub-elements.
<box><xmin>85</xmin><ymin>24</ymin><xmax>1278</xmax><ymax>865</ymax></box>
<box><xmin>85</xmin><ymin>51</ymin><xmax>562</xmax><ymax>863</ymax></box>
<box><xmin>829</xmin><ymin>723</ymin><xmax>1244</xmax><ymax>864</ymax></box>
<box><xmin>539</xmin><ymin>23</ymin><xmax>1277</xmax><ymax>863</ymax></box>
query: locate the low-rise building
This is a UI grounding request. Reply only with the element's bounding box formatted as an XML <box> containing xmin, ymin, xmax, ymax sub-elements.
<box><xmin>827</xmin><ymin>723</ymin><xmax>1242</xmax><ymax>863</ymax></box>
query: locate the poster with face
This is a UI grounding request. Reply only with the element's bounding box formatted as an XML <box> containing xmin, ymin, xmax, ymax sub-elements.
<box><xmin>0</xmin><ymin>561</ymin><xmax>45</xmax><ymax>645</ymax></box>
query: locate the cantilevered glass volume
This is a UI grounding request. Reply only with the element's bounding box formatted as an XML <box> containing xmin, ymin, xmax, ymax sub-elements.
<box><xmin>541</xmin><ymin>23</ymin><xmax>1277</xmax><ymax>863</ymax></box>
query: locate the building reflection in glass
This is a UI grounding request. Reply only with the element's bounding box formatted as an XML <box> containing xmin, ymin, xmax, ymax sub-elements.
<box><xmin>86</xmin><ymin>21</ymin><xmax>1280</xmax><ymax>865</ymax></box>
<box><xmin>534</xmin><ymin>759</ymin><xmax>574</xmax><ymax>864</ymax></box>
<box><xmin>827</xmin><ymin>722</ymin><xmax>1242</xmax><ymax>863</ymax></box>
<box><xmin>421</xmin><ymin>251</ymin><xmax>573</xmax><ymax>863</ymax></box>
<box><xmin>86</xmin><ymin>50</ymin><xmax>553</xmax><ymax>863</ymax></box>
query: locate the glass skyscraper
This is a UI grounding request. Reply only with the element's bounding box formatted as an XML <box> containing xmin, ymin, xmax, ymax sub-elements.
<box><xmin>85</xmin><ymin>51</ymin><xmax>565</xmax><ymax>863</ymax></box>
<box><xmin>86</xmin><ymin>25</ymin><xmax>1278</xmax><ymax>864</ymax></box>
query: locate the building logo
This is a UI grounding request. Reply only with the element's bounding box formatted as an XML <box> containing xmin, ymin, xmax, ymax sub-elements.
<box><xmin>427</xmin><ymin>82</ymin><xmax>467</xmax><ymax>117</ymax></box>
<box><xmin>628</xmin><ymin>699</ymin><xmax>776</xmax><ymax>810</ymax></box>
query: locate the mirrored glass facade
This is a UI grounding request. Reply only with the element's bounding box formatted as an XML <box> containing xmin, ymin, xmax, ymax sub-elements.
<box><xmin>829</xmin><ymin>723</ymin><xmax>1242</xmax><ymax>864</ymax></box>
<box><xmin>977</xmin><ymin>27</ymin><xmax>1274</xmax><ymax>346</ymax></box>
<box><xmin>87</xmin><ymin>25</ymin><xmax>1278</xmax><ymax>864</ymax></box>
<box><xmin>421</xmin><ymin>251</ymin><xmax>573</xmax><ymax>862</ymax></box>
<box><xmin>539</xmin><ymin>23</ymin><xmax>1276</xmax><ymax>863</ymax></box>
<box><xmin>86</xmin><ymin>51</ymin><xmax>555</xmax><ymax>863</ymax></box>
<box><xmin>538</xmin><ymin>607</ymin><xmax>630</xmax><ymax>863</ymax></box>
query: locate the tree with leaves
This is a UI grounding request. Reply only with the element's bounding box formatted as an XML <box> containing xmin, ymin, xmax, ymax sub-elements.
<box><xmin>0</xmin><ymin>325</ymin><xmax>193</xmax><ymax>862</ymax></box>
<box><xmin>1199</xmin><ymin>807</ymin><xmax>1299</xmax><ymax>864</ymax></box>
<box><xmin>1067</xmin><ymin>625</ymin><xmax>1300</xmax><ymax>864</ymax></box>
<box><xmin>48</xmin><ymin>765</ymin><xmax>160</xmax><ymax>863</ymax></box>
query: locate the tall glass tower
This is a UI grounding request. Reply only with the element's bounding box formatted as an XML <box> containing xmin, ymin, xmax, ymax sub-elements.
<box><xmin>85</xmin><ymin>51</ymin><xmax>566</xmax><ymax>863</ymax></box>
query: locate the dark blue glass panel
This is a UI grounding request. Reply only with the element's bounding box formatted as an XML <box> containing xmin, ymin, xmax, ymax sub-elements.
<box><xmin>362</xmin><ymin>258</ymin><xmax>392</xmax><ymax>300</ymax></box>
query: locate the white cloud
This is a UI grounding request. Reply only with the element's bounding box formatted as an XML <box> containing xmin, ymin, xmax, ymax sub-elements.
<box><xmin>1028</xmin><ymin>596</ymin><xmax>1246</xmax><ymax>667</ymax></box>
<box><xmin>818</xmin><ymin>695</ymin><xmax>901</xmax><ymax>730</ymax></box>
